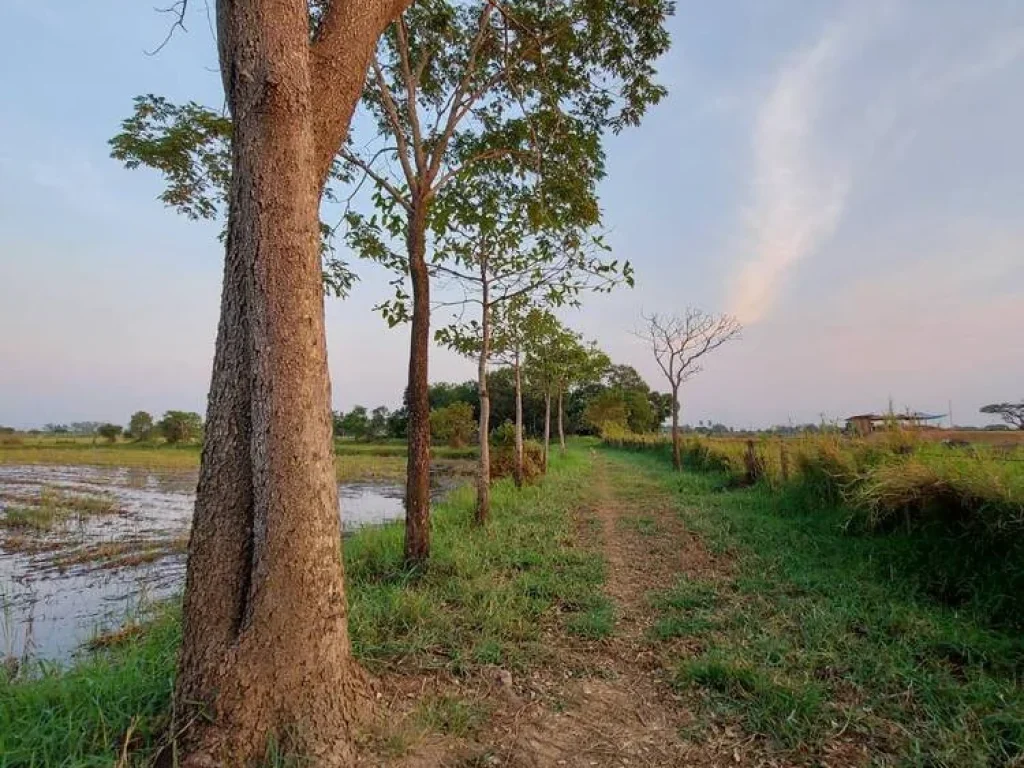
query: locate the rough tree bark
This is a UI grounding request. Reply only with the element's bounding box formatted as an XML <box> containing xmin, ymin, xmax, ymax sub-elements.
<box><xmin>475</xmin><ymin>264</ymin><xmax>491</xmax><ymax>524</ymax></box>
<box><xmin>174</xmin><ymin>1</ymin><xmax>408</xmax><ymax>765</ymax></box>
<box><xmin>558</xmin><ymin>389</ymin><xmax>566</xmax><ymax>451</ymax></box>
<box><xmin>405</xmin><ymin>199</ymin><xmax>432</xmax><ymax>565</ymax></box>
<box><xmin>542</xmin><ymin>391</ymin><xmax>551</xmax><ymax>473</ymax></box>
<box><xmin>513</xmin><ymin>349</ymin><xmax>524</xmax><ymax>488</ymax></box>
<box><xmin>671</xmin><ymin>384</ymin><xmax>681</xmax><ymax>471</ymax></box>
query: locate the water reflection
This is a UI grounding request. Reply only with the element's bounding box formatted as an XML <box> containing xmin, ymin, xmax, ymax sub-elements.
<box><xmin>0</xmin><ymin>464</ymin><xmax>439</xmax><ymax>665</ymax></box>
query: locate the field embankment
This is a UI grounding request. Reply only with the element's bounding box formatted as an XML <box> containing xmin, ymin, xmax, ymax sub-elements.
<box><xmin>4</xmin><ymin>445</ymin><xmax>1022</xmax><ymax>766</ymax></box>
<box><xmin>0</xmin><ymin>450</ymin><xmax>604</xmax><ymax>765</ymax></box>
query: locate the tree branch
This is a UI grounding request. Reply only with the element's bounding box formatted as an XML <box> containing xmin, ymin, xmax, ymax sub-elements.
<box><xmin>339</xmin><ymin>148</ymin><xmax>412</xmax><ymax>211</ymax></box>
<box><xmin>370</xmin><ymin>56</ymin><xmax>419</xmax><ymax>192</ymax></box>
<box><xmin>395</xmin><ymin>17</ymin><xmax>427</xmax><ymax>175</ymax></box>
<box><xmin>310</xmin><ymin>0</ymin><xmax>413</xmax><ymax>184</ymax></box>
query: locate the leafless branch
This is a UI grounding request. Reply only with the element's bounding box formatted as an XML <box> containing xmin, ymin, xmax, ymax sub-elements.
<box><xmin>339</xmin><ymin>148</ymin><xmax>412</xmax><ymax>210</ymax></box>
<box><xmin>395</xmin><ymin>18</ymin><xmax>427</xmax><ymax>175</ymax></box>
<box><xmin>146</xmin><ymin>0</ymin><xmax>189</xmax><ymax>56</ymax></box>
<box><xmin>636</xmin><ymin>308</ymin><xmax>742</xmax><ymax>392</ymax></box>
<box><xmin>425</xmin><ymin>1</ymin><xmax>498</xmax><ymax>185</ymax></box>
<box><xmin>371</xmin><ymin>56</ymin><xmax>419</xmax><ymax>191</ymax></box>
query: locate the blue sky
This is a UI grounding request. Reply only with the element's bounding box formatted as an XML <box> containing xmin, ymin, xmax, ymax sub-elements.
<box><xmin>1</xmin><ymin>1</ymin><xmax>1022</xmax><ymax>429</ymax></box>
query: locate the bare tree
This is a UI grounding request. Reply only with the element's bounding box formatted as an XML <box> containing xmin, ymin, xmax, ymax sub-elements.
<box><xmin>980</xmin><ymin>401</ymin><xmax>1024</xmax><ymax>430</ymax></box>
<box><xmin>171</xmin><ymin>1</ymin><xmax>409</xmax><ymax>765</ymax></box>
<box><xmin>637</xmin><ymin>309</ymin><xmax>741</xmax><ymax>470</ymax></box>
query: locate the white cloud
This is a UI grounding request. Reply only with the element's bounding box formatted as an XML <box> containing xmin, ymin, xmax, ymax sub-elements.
<box><xmin>727</xmin><ymin>20</ymin><xmax>854</xmax><ymax>326</ymax></box>
<box><xmin>727</xmin><ymin>6</ymin><xmax>1024</xmax><ymax>327</ymax></box>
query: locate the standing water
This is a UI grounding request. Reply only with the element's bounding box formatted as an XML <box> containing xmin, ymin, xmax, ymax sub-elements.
<box><xmin>0</xmin><ymin>465</ymin><xmax>421</xmax><ymax>665</ymax></box>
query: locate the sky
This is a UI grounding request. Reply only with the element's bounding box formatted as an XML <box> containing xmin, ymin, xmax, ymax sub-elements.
<box><xmin>1</xmin><ymin>1</ymin><xmax>1022</xmax><ymax>430</ymax></box>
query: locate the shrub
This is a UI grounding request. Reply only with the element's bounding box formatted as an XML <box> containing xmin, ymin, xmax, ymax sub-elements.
<box><xmin>849</xmin><ymin>455</ymin><xmax>1024</xmax><ymax>623</ymax></box>
<box><xmin>97</xmin><ymin>424</ymin><xmax>122</xmax><ymax>443</ymax></box>
<box><xmin>430</xmin><ymin>402</ymin><xmax>475</xmax><ymax>448</ymax></box>
<box><xmin>157</xmin><ymin>411</ymin><xmax>203</xmax><ymax>444</ymax></box>
<box><xmin>490</xmin><ymin>440</ymin><xmax>544</xmax><ymax>482</ymax></box>
<box><xmin>491</xmin><ymin>420</ymin><xmax>516</xmax><ymax>446</ymax></box>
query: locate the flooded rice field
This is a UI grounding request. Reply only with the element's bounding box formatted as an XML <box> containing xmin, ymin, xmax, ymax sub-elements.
<box><xmin>0</xmin><ymin>464</ymin><xmax>424</xmax><ymax>666</ymax></box>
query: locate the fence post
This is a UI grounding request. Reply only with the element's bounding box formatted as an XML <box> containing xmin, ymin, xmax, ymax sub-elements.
<box><xmin>780</xmin><ymin>441</ymin><xmax>790</xmax><ymax>483</ymax></box>
<box><xmin>744</xmin><ymin>439</ymin><xmax>764</xmax><ymax>485</ymax></box>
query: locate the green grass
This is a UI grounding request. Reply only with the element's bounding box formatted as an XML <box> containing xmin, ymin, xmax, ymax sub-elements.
<box><xmin>333</xmin><ymin>439</ymin><xmax>478</xmax><ymax>461</ymax></box>
<box><xmin>412</xmin><ymin>694</ymin><xmax>490</xmax><ymax>737</ymax></box>
<box><xmin>610</xmin><ymin>449</ymin><xmax>1024</xmax><ymax>765</ymax></box>
<box><xmin>0</xmin><ymin>609</ymin><xmax>179</xmax><ymax>767</ymax></box>
<box><xmin>565</xmin><ymin>595</ymin><xmax>615</xmax><ymax>639</ymax></box>
<box><xmin>0</xmin><ymin>449</ymin><xmax>605</xmax><ymax>765</ymax></box>
<box><xmin>345</xmin><ymin>450</ymin><xmax>605</xmax><ymax>669</ymax></box>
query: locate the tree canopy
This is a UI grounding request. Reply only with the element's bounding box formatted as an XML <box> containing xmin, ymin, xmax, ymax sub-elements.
<box><xmin>980</xmin><ymin>402</ymin><xmax>1024</xmax><ymax>430</ymax></box>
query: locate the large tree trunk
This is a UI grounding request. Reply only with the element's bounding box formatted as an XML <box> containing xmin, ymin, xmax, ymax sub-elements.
<box><xmin>173</xmin><ymin>2</ymin><xmax>405</xmax><ymax>764</ymax></box>
<box><xmin>671</xmin><ymin>385</ymin><xmax>681</xmax><ymax>471</ymax></box>
<box><xmin>558</xmin><ymin>389</ymin><xmax>566</xmax><ymax>452</ymax></box>
<box><xmin>513</xmin><ymin>350</ymin><xmax>524</xmax><ymax>488</ymax></box>
<box><xmin>542</xmin><ymin>391</ymin><xmax>551</xmax><ymax>473</ymax></box>
<box><xmin>405</xmin><ymin>199</ymin><xmax>432</xmax><ymax>565</ymax></box>
<box><xmin>476</xmin><ymin>277</ymin><xmax>491</xmax><ymax>524</ymax></box>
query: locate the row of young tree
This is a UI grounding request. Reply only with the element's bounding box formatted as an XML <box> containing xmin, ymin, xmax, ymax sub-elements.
<box><xmin>34</xmin><ymin>412</ymin><xmax>204</xmax><ymax>444</ymax></box>
<box><xmin>110</xmin><ymin>0</ymin><xmax>675</xmax><ymax>761</ymax></box>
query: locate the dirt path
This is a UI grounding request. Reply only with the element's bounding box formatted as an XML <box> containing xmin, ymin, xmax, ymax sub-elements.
<box><xmin>490</xmin><ymin>456</ymin><xmax>698</xmax><ymax>767</ymax></box>
<box><xmin>367</xmin><ymin>452</ymin><xmax>740</xmax><ymax>767</ymax></box>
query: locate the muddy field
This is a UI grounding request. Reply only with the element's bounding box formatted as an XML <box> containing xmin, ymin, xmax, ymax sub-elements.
<box><xmin>0</xmin><ymin>464</ymin><xmax>418</xmax><ymax>665</ymax></box>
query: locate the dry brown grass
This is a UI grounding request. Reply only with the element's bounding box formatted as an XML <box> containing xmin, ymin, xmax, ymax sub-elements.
<box><xmin>51</xmin><ymin>537</ymin><xmax>189</xmax><ymax>570</ymax></box>
<box><xmin>86</xmin><ymin>623</ymin><xmax>146</xmax><ymax>651</ymax></box>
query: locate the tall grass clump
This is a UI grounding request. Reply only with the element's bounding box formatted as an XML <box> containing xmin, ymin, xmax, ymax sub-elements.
<box><xmin>0</xmin><ymin>607</ymin><xmax>179</xmax><ymax>766</ymax></box>
<box><xmin>850</xmin><ymin>454</ymin><xmax>1024</xmax><ymax>623</ymax></box>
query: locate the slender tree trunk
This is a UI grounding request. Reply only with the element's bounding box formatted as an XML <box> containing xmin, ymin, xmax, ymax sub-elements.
<box><xmin>671</xmin><ymin>384</ymin><xmax>681</xmax><ymax>471</ymax></box>
<box><xmin>405</xmin><ymin>199</ymin><xmax>432</xmax><ymax>565</ymax></box>
<box><xmin>558</xmin><ymin>389</ymin><xmax>566</xmax><ymax>451</ymax></box>
<box><xmin>476</xmin><ymin>278</ymin><xmax>491</xmax><ymax>524</ymax></box>
<box><xmin>513</xmin><ymin>350</ymin><xmax>524</xmax><ymax>488</ymax></box>
<box><xmin>175</xmin><ymin>4</ymin><xmax>375</xmax><ymax>764</ymax></box>
<box><xmin>542</xmin><ymin>391</ymin><xmax>551</xmax><ymax>473</ymax></box>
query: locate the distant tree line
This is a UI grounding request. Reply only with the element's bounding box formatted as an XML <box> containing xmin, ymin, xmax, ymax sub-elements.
<box><xmin>331</xmin><ymin>362</ymin><xmax>673</xmax><ymax>445</ymax></box>
<box><xmin>33</xmin><ymin>411</ymin><xmax>204</xmax><ymax>445</ymax></box>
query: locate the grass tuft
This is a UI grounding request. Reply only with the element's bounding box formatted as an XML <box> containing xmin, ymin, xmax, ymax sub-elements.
<box><xmin>413</xmin><ymin>695</ymin><xmax>489</xmax><ymax>737</ymax></box>
<box><xmin>565</xmin><ymin>595</ymin><xmax>615</xmax><ymax>639</ymax></box>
